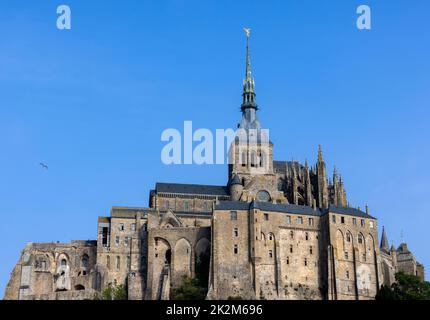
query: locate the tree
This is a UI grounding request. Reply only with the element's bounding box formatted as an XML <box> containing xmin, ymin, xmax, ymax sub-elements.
<box><xmin>94</xmin><ymin>283</ymin><xmax>128</xmax><ymax>300</ymax></box>
<box><xmin>171</xmin><ymin>276</ymin><xmax>207</xmax><ymax>300</ymax></box>
<box><xmin>376</xmin><ymin>272</ymin><xmax>430</xmax><ymax>300</ymax></box>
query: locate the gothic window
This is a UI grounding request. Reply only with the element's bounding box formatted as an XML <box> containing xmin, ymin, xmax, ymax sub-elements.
<box><xmin>250</xmin><ymin>151</ymin><xmax>257</xmax><ymax>167</ymax></box>
<box><xmin>277</xmin><ymin>179</ymin><xmax>284</xmax><ymax>191</ymax></box>
<box><xmin>346</xmin><ymin>234</ymin><xmax>351</xmax><ymax>242</ymax></box>
<box><xmin>81</xmin><ymin>254</ymin><xmax>89</xmax><ymax>268</ymax></box>
<box><xmin>260</xmin><ymin>151</ymin><xmax>266</xmax><ymax>168</ymax></box>
<box><xmin>230</xmin><ymin>211</ymin><xmax>237</xmax><ymax>221</ymax></box>
<box><xmin>61</xmin><ymin>259</ymin><xmax>67</xmax><ymax>267</ymax></box>
<box><xmin>358</xmin><ymin>234</ymin><xmax>363</xmax><ymax>244</ymax></box>
<box><xmin>241</xmin><ymin>152</ymin><xmax>247</xmax><ymax>166</ymax></box>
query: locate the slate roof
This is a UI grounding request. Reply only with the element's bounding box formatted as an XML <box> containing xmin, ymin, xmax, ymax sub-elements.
<box><xmin>328</xmin><ymin>205</ymin><xmax>376</xmax><ymax>219</ymax></box>
<box><xmin>215</xmin><ymin>201</ymin><xmax>322</xmax><ymax>216</ymax></box>
<box><xmin>155</xmin><ymin>182</ymin><xmax>229</xmax><ymax>196</ymax></box>
<box><xmin>215</xmin><ymin>201</ymin><xmax>376</xmax><ymax>219</ymax></box>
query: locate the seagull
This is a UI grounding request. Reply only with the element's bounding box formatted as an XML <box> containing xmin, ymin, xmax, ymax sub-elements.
<box><xmin>39</xmin><ymin>163</ymin><xmax>49</xmax><ymax>170</ymax></box>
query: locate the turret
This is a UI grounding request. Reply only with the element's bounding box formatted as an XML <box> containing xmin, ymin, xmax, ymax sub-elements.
<box><xmin>380</xmin><ymin>226</ymin><xmax>390</xmax><ymax>253</ymax></box>
<box><xmin>229</xmin><ymin>174</ymin><xmax>243</xmax><ymax>201</ymax></box>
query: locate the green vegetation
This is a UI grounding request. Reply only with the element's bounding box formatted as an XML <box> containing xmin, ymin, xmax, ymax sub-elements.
<box><xmin>171</xmin><ymin>276</ymin><xmax>207</xmax><ymax>300</ymax></box>
<box><xmin>376</xmin><ymin>272</ymin><xmax>430</xmax><ymax>300</ymax></box>
<box><xmin>94</xmin><ymin>283</ymin><xmax>128</xmax><ymax>300</ymax></box>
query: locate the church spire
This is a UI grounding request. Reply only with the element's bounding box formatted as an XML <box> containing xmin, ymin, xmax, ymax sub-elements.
<box><xmin>241</xmin><ymin>28</ymin><xmax>257</xmax><ymax>112</ymax></box>
<box><xmin>380</xmin><ymin>226</ymin><xmax>390</xmax><ymax>252</ymax></box>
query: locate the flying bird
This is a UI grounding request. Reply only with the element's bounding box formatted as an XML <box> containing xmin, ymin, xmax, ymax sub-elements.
<box><xmin>39</xmin><ymin>163</ymin><xmax>49</xmax><ymax>170</ymax></box>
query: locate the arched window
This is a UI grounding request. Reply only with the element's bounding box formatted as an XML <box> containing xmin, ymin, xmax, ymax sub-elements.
<box><xmin>241</xmin><ymin>152</ymin><xmax>247</xmax><ymax>166</ymax></box>
<box><xmin>251</xmin><ymin>152</ymin><xmax>257</xmax><ymax>167</ymax></box>
<box><xmin>60</xmin><ymin>259</ymin><xmax>67</xmax><ymax>267</ymax></box>
<box><xmin>81</xmin><ymin>254</ymin><xmax>89</xmax><ymax>268</ymax></box>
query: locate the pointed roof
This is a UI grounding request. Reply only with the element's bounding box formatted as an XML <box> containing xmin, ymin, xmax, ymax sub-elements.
<box><xmin>380</xmin><ymin>226</ymin><xmax>390</xmax><ymax>252</ymax></box>
<box><xmin>229</xmin><ymin>174</ymin><xmax>242</xmax><ymax>186</ymax></box>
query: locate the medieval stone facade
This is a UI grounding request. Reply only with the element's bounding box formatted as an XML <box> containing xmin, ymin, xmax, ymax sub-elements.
<box><xmin>4</xmin><ymin>33</ymin><xmax>425</xmax><ymax>300</ymax></box>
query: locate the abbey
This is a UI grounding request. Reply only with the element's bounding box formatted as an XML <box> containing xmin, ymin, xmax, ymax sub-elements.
<box><xmin>4</xmin><ymin>32</ymin><xmax>425</xmax><ymax>300</ymax></box>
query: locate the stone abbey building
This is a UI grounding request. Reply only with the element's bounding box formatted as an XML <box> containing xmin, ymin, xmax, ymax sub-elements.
<box><xmin>4</xmin><ymin>32</ymin><xmax>425</xmax><ymax>300</ymax></box>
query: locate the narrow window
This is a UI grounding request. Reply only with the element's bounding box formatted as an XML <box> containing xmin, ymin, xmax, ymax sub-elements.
<box><xmin>304</xmin><ymin>258</ymin><xmax>308</xmax><ymax>266</ymax></box>
<box><xmin>203</xmin><ymin>202</ymin><xmax>208</xmax><ymax>211</ymax></box>
<box><xmin>131</xmin><ymin>223</ymin><xmax>136</xmax><ymax>232</ymax></box>
<box><xmin>115</xmin><ymin>236</ymin><xmax>120</xmax><ymax>246</ymax></box>
<box><xmin>305</xmin><ymin>232</ymin><xmax>309</xmax><ymax>241</ymax></box>
<box><xmin>119</xmin><ymin>223</ymin><xmax>124</xmax><ymax>231</ymax></box>
<box><xmin>286</xmin><ymin>257</ymin><xmax>290</xmax><ymax>265</ymax></box>
<box><xmin>124</xmin><ymin>236</ymin><xmax>129</xmax><ymax>247</ymax></box>
<box><xmin>286</xmin><ymin>215</ymin><xmax>291</xmax><ymax>224</ymax></box>
<box><xmin>116</xmin><ymin>256</ymin><xmax>120</xmax><ymax>270</ymax></box>
<box><xmin>233</xmin><ymin>227</ymin><xmax>239</xmax><ymax>237</ymax></box>
<box><xmin>234</xmin><ymin>244</ymin><xmax>238</xmax><ymax>255</ymax></box>
<box><xmin>332</xmin><ymin>215</ymin><xmax>336</xmax><ymax>223</ymax></box>
<box><xmin>290</xmin><ymin>245</ymin><xmax>293</xmax><ymax>253</ymax></box>
<box><xmin>344</xmin><ymin>251</ymin><xmax>349</xmax><ymax>260</ymax></box>
<box><xmin>346</xmin><ymin>233</ymin><xmax>351</xmax><ymax>242</ymax></box>
<box><xmin>309</xmin><ymin>218</ymin><xmax>314</xmax><ymax>226</ymax></box>
<box><xmin>369</xmin><ymin>221</ymin><xmax>374</xmax><ymax>229</ymax></box>
<box><xmin>361</xmin><ymin>219</ymin><xmax>365</xmax><ymax>227</ymax></box>
<box><xmin>102</xmin><ymin>227</ymin><xmax>109</xmax><ymax>246</ymax></box>
<box><xmin>41</xmin><ymin>261</ymin><xmax>47</xmax><ymax>269</ymax></box>
<box><xmin>269</xmin><ymin>250</ymin><xmax>273</xmax><ymax>258</ymax></box>
<box><xmin>297</xmin><ymin>216</ymin><xmax>303</xmax><ymax>224</ymax></box>
<box><xmin>341</xmin><ymin>217</ymin><xmax>345</xmax><ymax>224</ymax></box>
<box><xmin>346</xmin><ymin>271</ymin><xmax>350</xmax><ymax>279</ymax></box>
<box><xmin>309</xmin><ymin>246</ymin><xmax>313</xmax><ymax>255</ymax></box>
<box><xmin>269</xmin><ymin>234</ymin><xmax>273</xmax><ymax>241</ymax></box>
<box><xmin>231</xmin><ymin>211</ymin><xmax>237</xmax><ymax>221</ymax></box>
<box><xmin>241</xmin><ymin>152</ymin><xmax>247</xmax><ymax>167</ymax></box>
<box><xmin>290</xmin><ymin>230</ymin><xmax>294</xmax><ymax>239</ymax></box>
<box><xmin>352</xmin><ymin>218</ymin><xmax>357</xmax><ymax>225</ymax></box>
<box><xmin>184</xmin><ymin>201</ymin><xmax>189</xmax><ymax>211</ymax></box>
<box><xmin>264</xmin><ymin>213</ymin><xmax>269</xmax><ymax>221</ymax></box>
<box><xmin>358</xmin><ymin>234</ymin><xmax>363</xmax><ymax>244</ymax></box>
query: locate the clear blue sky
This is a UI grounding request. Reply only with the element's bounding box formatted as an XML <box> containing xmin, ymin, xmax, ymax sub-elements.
<box><xmin>1</xmin><ymin>0</ymin><xmax>429</xmax><ymax>294</ymax></box>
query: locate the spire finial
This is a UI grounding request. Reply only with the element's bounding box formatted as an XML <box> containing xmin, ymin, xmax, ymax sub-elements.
<box><xmin>318</xmin><ymin>145</ymin><xmax>324</xmax><ymax>162</ymax></box>
<box><xmin>241</xmin><ymin>27</ymin><xmax>257</xmax><ymax>112</ymax></box>
<box><xmin>380</xmin><ymin>226</ymin><xmax>389</xmax><ymax>252</ymax></box>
